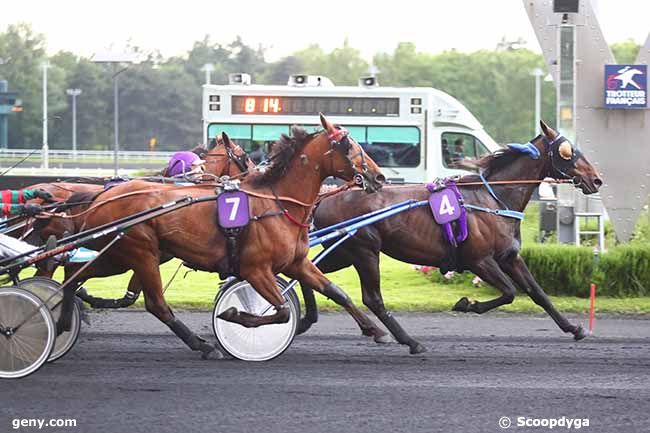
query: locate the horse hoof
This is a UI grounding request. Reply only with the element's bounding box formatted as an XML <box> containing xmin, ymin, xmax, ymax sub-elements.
<box><xmin>374</xmin><ymin>333</ymin><xmax>392</xmax><ymax>344</ymax></box>
<box><xmin>217</xmin><ymin>307</ymin><xmax>238</xmax><ymax>322</ymax></box>
<box><xmin>409</xmin><ymin>343</ymin><xmax>427</xmax><ymax>355</ymax></box>
<box><xmin>452</xmin><ymin>297</ymin><xmax>470</xmax><ymax>313</ymax></box>
<box><xmin>573</xmin><ymin>326</ymin><xmax>588</xmax><ymax>341</ymax></box>
<box><xmin>201</xmin><ymin>347</ymin><xmax>225</xmax><ymax>360</ymax></box>
<box><xmin>296</xmin><ymin>319</ymin><xmax>313</xmax><ymax>336</ymax></box>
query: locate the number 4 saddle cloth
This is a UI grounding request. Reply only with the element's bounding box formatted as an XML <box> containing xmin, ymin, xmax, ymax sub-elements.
<box><xmin>426</xmin><ymin>178</ymin><xmax>468</xmax><ymax>248</ymax></box>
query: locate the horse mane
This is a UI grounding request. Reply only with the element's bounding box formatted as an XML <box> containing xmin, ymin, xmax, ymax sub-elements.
<box><xmin>250</xmin><ymin>126</ymin><xmax>319</xmax><ymax>186</ymax></box>
<box><xmin>467</xmin><ymin>136</ymin><xmax>543</xmax><ymax>178</ymax></box>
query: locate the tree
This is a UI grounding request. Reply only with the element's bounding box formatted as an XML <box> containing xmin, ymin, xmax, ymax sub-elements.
<box><xmin>0</xmin><ymin>23</ymin><xmax>47</xmax><ymax>148</ymax></box>
<box><xmin>611</xmin><ymin>39</ymin><xmax>641</xmax><ymax>64</ymax></box>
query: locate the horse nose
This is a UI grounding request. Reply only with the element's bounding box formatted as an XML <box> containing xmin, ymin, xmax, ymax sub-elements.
<box><xmin>593</xmin><ymin>177</ymin><xmax>603</xmax><ymax>189</ymax></box>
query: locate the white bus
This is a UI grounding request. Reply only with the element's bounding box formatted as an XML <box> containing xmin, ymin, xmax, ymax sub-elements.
<box><xmin>202</xmin><ymin>74</ymin><xmax>501</xmax><ymax>183</ymax></box>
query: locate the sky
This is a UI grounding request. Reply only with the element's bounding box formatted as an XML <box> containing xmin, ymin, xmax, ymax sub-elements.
<box><xmin>1</xmin><ymin>0</ymin><xmax>649</xmax><ymax>62</ymax></box>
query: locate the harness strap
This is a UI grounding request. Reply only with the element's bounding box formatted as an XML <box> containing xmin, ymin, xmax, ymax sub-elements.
<box><xmin>464</xmin><ymin>204</ymin><xmax>524</xmax><ymax>220</ymax></box>
<box><xmin>269</xmin><ymin>185</ymin><xmax>311</xmax><ymax>229</ymax></box>
<box><xmin>479</xmin><ymin>173</ymin><xmax>510</xmax><ymax>210</ymax></box>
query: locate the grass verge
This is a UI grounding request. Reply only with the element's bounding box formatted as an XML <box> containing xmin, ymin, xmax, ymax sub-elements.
<box><xmin>36</xmin><ymin>255</ymin><xmax>650</xmax><ymax>315</ymax></box>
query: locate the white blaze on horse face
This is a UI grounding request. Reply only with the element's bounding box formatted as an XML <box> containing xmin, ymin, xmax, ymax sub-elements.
<box><xmin>439</xmin><ymin>194</ymin><xmax>456</xmax><ymax>216</ymax></box>
<box><xmin>559</xmin><ymin>141</ymin><xmax>573</xmax><ymax>160</ymax></box>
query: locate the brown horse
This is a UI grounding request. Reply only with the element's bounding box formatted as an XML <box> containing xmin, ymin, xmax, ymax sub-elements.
<box><xmin>54</xmin><ymin>114</ymin><xmax>385</xmax><ymax>359</ymax></box>
<box><xmin>297</xmin><ymin>121</ymin><xmax>602</xmax><ymax>354</ymax></box>
<box><xmin>28</xmin><ymin>137</ymin><xmax>252</xmax><ymax>309</ymax></box>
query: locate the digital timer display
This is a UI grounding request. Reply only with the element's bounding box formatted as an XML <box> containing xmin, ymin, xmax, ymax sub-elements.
<box><xmin>231</xmin><ymin>96</ymin><xmax>400</xmax><ymax>116</ymax></box>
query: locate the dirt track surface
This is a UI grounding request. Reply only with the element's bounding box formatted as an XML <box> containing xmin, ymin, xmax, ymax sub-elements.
<box><xmin>2</xmin><ymin>311</ymin><xmax>650</xmax><ymax>433</ymax></box>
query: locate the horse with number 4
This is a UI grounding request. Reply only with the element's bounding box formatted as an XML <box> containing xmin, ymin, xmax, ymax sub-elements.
<box><xmin>52</xmin><ymin>114</ymin><xmax>385</xmax><ymax>361</ymax></box>
<box><xmin>297</xmin><ymin>120</ymin><xmax>603</xmax><ymax>353</ymax></box>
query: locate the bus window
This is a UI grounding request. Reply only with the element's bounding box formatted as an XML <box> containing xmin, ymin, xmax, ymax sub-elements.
<box><xmin>441</xmin><ymin>132</ymin><xmax>489</xmax><ymax>169</ymax></box>
<box><xmin>362</xmin><ymin>126</ymin><xmax>420</xmax><ymax>167</ymax></box>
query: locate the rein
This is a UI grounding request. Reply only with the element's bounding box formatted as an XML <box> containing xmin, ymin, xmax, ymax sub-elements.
<box><xmin>41</xmin><ymin>183</ymin><xmax>221</xmax><ymax>220</ymax></box>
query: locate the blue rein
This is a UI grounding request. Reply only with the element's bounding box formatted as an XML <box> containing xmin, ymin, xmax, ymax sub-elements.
<box><xmin>461</xmin><ymin>173</ymin><xmax>524</xmax><ymax>221</ymax></box>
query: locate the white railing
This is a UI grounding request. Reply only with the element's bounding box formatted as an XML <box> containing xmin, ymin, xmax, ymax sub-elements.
<box><xmin>0</xmin><ymin>149</ymin><xmax>174</xmax><ymax>160</ymax></box>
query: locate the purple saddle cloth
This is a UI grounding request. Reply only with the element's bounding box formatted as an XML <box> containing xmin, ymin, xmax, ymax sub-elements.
<box><xmin>426</xmin><ymin>179</ymin><xmax>468</xmax><ymax>247</ymax></box>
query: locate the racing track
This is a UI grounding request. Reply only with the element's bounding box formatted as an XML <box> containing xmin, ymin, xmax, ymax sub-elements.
<box><xmin>1</xmin><ymin>311</ymin><xmax>649</xmax><ymax>433</ymax></box>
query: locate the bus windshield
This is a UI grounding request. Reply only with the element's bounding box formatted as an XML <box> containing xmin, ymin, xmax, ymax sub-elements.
<box><xmin>207</xmin><ymin>123</ymin><xmax>421</xmax><ymax>167</ymax></box>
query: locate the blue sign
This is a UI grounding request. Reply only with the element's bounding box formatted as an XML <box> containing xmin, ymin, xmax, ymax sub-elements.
<box><xmin>604</xmin><ymin>64</ymin><xmax>647</xmax><ymax>109</ymax></box>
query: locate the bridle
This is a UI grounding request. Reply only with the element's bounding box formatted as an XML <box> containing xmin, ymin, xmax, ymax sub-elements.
<box><xmin>540</xmin><ymin>134</ymin><xmax>583</xmax><ymax>186</ymax></box>
<box><xmin>204</xmin><ymin>142</ymin><xmax>251</xmax><ymax>176</ymax></box>
<box><xmin>326</xmin><ymin>128</ymin><xmax>378</xmax><ymax>191</ymax></box>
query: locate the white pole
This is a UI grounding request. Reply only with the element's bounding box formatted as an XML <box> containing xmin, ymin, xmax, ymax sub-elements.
<box><xmin>67</xmin><ymin>88</ymin><xmax>82</xmax><ymax>159</ymax></box>
<box><xmin>114</xmin><ymin>70</ymin><xmax>119</xmax><ymax>176</ymax></box>
<box><xmin>72</xmin><ymin>92</ymin><xmax>77</xmax><ymax>158</ymax></box>
<box><xmin>202</xmin><ymin>63</ymin><xmax>214</xmax><ymax>85</ymax></box>
<box><xmin>42</xmin><ymin>62</ymin><xmax>49</xmax><ymax>170</ymax></box>
<box><xmin>532</xmin><ymin>68</ymin><xmax>544</xmax><ymax>135</ymax></box>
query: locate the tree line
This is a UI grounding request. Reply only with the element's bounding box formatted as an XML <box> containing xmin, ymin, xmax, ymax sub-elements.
<box><xmin>0</xmin><ymin>23</ymin><xmax>640</xmax><ymax>151</ymax></box>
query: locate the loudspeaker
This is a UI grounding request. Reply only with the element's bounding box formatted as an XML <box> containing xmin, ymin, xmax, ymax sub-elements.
<box><xmin>553</xmin><ymin>0</ymin><xmax>579</xmax><ymax>13</ymax></box>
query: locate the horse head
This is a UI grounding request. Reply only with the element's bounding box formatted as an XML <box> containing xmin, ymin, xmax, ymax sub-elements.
<box><xmin>204</xmin><ymin>133</ymin><xmax>254</xmax><ymax>178</ymax></box>
<box><xmin>537</xmin><ymin>120</ymin><xmax>602</xmax><ymax>194</ymax></box>
<box><xmin>316</xmin><ymin>113</ymin><xmax>385</xmax><ymax>193</ymax></box>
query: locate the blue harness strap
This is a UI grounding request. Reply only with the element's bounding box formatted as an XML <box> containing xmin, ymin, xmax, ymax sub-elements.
<box><xmin>463</xmin><ymin>204</ymin><xmax>524</xmax><ymax>220</ymax></box>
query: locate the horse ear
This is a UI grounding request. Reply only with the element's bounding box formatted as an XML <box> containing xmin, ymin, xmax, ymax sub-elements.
<box><xmin>539</xmin><ymin>120</ymin><xmax>555</xmax><ymax>138</ymax></box>
<box><xmin>221</xmin><ymin>132</ymin><xmax>232</xmax><ymax>148</ymax></box>
<box><xmin>319</xmin><ymin>113</ymin><xmax>335</xmax><ymax>133</ymax></box>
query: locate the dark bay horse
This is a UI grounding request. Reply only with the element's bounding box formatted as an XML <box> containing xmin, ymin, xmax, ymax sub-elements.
<box><xmin>54</xmin><ymin>114</ymin><xmax>385</xmax><ymax>359</ymax></box>
<box><xmin>298</xmin><ymin>121</ymin><xmax>602</xmax><ymax>354</ymax></box>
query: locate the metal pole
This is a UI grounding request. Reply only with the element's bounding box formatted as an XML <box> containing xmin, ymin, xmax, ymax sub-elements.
<box><xmin>202</xmin><ymin>63</ymin><xmax>214</xmax><ymax>86</ymax></box>
<box><xmin>42</xmin><ymin>63</ymin><xmax>49</xmax><ymax>170</ymax></box>
<box><xmin>113</xmin><ymin>70</ymin><xmax>119</xmax><ymax>176</ymax></box>
<box><xmin>71</xmin><ymin>93</ymin><xmax>77</xmax><ymax>158</ymax></box>
<box><xmin>534</xmin><ymin>73</ymin><xmax>541</xmax><ymax>135</ymax></box>
<box><xmin>531</xmin><ymin>68</ymin><xmax>544</xmax><ymax>136</ymax></box>
<box><xmin>0</xmin><ymin>80</ymin><xmax>7</xmax><ymax>150</ymax></box>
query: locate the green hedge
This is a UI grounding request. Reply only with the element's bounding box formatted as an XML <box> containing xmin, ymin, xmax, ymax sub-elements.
<box><xmin>425</xmin><ymin>244</ymin><xmax>650</xmax><ymax>298</ymax></box>
<box><xmin>597</xmin><ymin>245</ymin><xmax>650</xmax><ymax>297</ymax></box>
<box><xmin>521</xmin><ymin>245</ymin><xmax>596</xmax><ymax>297</ymax></box>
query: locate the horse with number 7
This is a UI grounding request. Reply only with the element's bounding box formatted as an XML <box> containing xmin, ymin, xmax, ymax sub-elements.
<box><xmin>53</xmin><ymin>114</ymin><xmax>386</xmax><ymax>360</ymax></box>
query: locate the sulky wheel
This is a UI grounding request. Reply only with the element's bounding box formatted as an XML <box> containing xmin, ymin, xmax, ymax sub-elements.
<box><xmin>213</xmin><ymin>277</ymin><xmax>300</xmax><ymax>361</ymax></box>
<box><xmin>18</xmin><ymin>277</ymin><xmax>81</xmax><ymax>363</ymax></box>
<box><xmin>0</xmin><ymin>286</ymin><xmax>56</xmax><ymax>379</ymax></box>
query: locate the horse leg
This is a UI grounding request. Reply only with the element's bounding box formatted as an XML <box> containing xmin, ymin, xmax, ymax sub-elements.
<box><xmin>297</xmin><ymin>251</ymin><xmax>351</xmax><ymax>335</ymax></box>
<box><xmin>285</xmin><ymin>258</ymin><xmax>389</xmax><ymax>342</ymax></box>
<box><xmin>134</xmin><ymin>255</ymin><xmax>223</xmax><ymax>360</ymax></box>
<box><xmin>452</xmin><ymin>258</ymin><xmax>517</xmax><ymax>314</ymax></box>
<box><xmin>297</xmin><ymin>285</ymin><xmax>318</xmax><ymax>335</ymax></box>
<box><xmin>353</xmin><ymin>255</ymin><xmax>425</xmax><ymax>353</ymax></box>
<box><xmin>299</xmin><ymin>244</ymin><xmax>387</xmax><ymax>341</ymax></box>
<box><xmin>217</xmin><ymin>269</ymin><xmax>292</xmax><ymax>327</ymax></box>
<box><xmin>76</xmin><ymin>275</ymin><xmax>141</xmax><ymax>309</ymax></box>
<box><xmin>500</xmin><ymin>255</ymin><xmax>587</xmax><ymax>340</ymax></box>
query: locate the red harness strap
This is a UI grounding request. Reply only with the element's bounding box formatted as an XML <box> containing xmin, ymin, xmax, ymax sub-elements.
<box><xmin>283</xmin><ymin>209</ymin><xmax>311</xmax><ymax>229</ymax></box>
